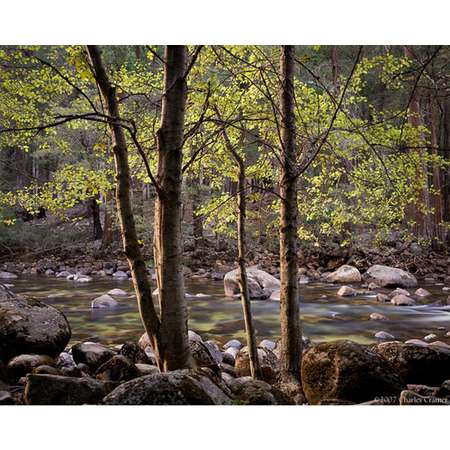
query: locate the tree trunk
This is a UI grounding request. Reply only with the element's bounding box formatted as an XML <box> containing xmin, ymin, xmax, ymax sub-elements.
<box><xmin>331</xmin><ymin>46</ymin><xmax>340</xmax><ymax>89</ymax></box>
<box><xmin>89</xmin><ymin>194</ymin><xmax>103</xmax><ymax>240</ymax></box>
<box><xmin>85</xmin><ymin>45</ymin><xmax>163</xmax><ymax>369</ymax></box>
<box><xmin>278</xmin><ymin>45</ymin><xmax>302</xmax><ymax>383</ymax></box>
<box><xmin>101</xmin><ymin>189</ymin><xmax>114</xmax><ymax>249</ymax></box>
<box><xmin>153</xmin><ymin>46</ymin><xmax>193</xmax><ymax>371</ymax></box>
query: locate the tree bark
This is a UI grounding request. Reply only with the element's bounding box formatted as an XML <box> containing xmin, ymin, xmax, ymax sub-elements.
<box><xmin>153</xmin><ymin>46</ymin><xmax>193</xmax><ymax>371</ymax></box>
<box><xmin>101</xmin><ymin>189</ymin><xmax>114</xmax><ymax>249</ymax></box>
<box><xmin>85</xmin><ymin>45</ymin><xmax>163</xmax><ymax>368</ymax></box>
<box><xmin>89</xmin><ymin>194</ymin><xmax>103</xmax><ymax>240</ymax></box>
<box><xmin>278</xmin><ymin>45</ymin><xmax>302</xmax><ymax>383</ymax></box>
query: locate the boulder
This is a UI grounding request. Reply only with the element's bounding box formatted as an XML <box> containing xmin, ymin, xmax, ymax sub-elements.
<box><xmin>388</xmin><ymin>288</ymin><xmax>411</xmax><ymax>298</ymax></box>
<box><xmin>0</xmin><ymin>271</ymin><xmax>18</xmax><ymax>279</ymax></box>
<box><xmin>222</xmin><ymin>347</ymin><xmax>239</xmax><ymax>366</ymax></box>
<box><xmin>374</xmin><ymin>341</ymin><xmax>450</xmax><ymax>385</ymax></box>
<box><xmin>269</xmin><ymin>290</ymin><xmax>280</xmax><ymax>301</ymax></box>
<box><xmin>107</xmin><ymin>288</ymin><xmax>128</xmax><ymax>296</ymax></box>
<box><xmin>224</xmin><ymin>267</ymin><xmax>280</xmax><ymax>299</ymax></box>
<box><xmin>370</xmin><ymin>312</ymin><xmax>388</xmax><ymax>321</ymax></box>
<box><xmin>364</xmin><ymin>265</ymin><xmax>417</xmax><ymax>288</ymax></box>
<box><xmin>0</xmin><ymin>289</ymin><xmax>71</xmax><ymax>361</ymax></box>
<box><xmin>337</xmin><ymin>286</ymin><xmax>357</xmax><ymax>297</ymax></box>
<box><xmin>103</xmin><ymin>369</ymin><xmax>232</xmax><ymax>405</ymax></box>
<box><xmin>91</xmin><ymin>294</ymin><xmax>119</xmax><ymax>309</ymax></box>
<box><xmin>375</xmin><ymin>331</ymin><xmax>395</xmax><ymax>340</ymax></box>
<box><xmin>136</xmin><ymin>364</ymin><xmax>160</xmax><ymax>376</ymax></box>
<box><xmin>189</xmin><ymin>340</ymin><xmax>218</xmax><ymax>367</ymax></box>
<box><xmin>301</xmin><ymin>340</ymin><xmax>405</xmax><ymax>405</ymax></box>
<box><xmin>119</xmin><ymin>342</ymin><xmax>152</xmax><ymax>365</ymax></box>
<box><xmin>24</xmin><ymin>374</ymin><xmax>107</xmax><ymax>405</ymax></box>
<box><xmin>112</xmin><ymin>271</ymin><xmax>128</xmax><ymax>279</ymax></box>
<box><xmin>95</xmin><ymin>355</ymin><xmax>140</xmax><ymax>382</ymax></box>
<box><xmin>204</xmin><ymin>340</ymin><xmax>223</xmax><ymax>364</ymax></box>
<box><xmin>259</xmin><ymin>339</ymin><xmax>277</xmax><ymax>351</ymax></box>
<box><xmin>415</xmin><ymin>288</ymin><xmax>431</xmax><ymax>297</ymax></box>
<box><xmin>235</xmin><ymin>346</ymin><xmax>279</xmax><ymax>382</ymax></box>
<box><xmin>376</xmin><ymin>293</ymin><xmax>390</xmax><ymax>303</ymax></box>
<box><xmin>326</xmin><ymin>265</ymin><xmax>361</xmax><ymax>284</ymax></box>
<box><xmin>229</xmin><ymin>378</ymin><xmax>278</xmax><ymax>405</ymax></box>
<box><xmin>223</xmin><ymin>339</ymin><xmax>242</xmax><ymax>350</ymax></box>
<box><xmin>7</xmin><ymin>354</ymin><xmax>55</xmax><ymax>382</ymax></box>
<box><xmin>32</xmin><ymin>365</ymin><xmax>61</xmax><ymax>376</ymax></box>
<box><xmin>71</xmin><ymin>342</ymin><xmax>115</xmax><ymax>371</ymax></box>
<box><xmin>391</xmin><ymin>294</ymin><xmax>416</xmax><ymax>306</ymax></box>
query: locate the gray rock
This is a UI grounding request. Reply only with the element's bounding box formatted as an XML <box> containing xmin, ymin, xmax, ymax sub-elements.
<box><xmin>337</xmin><ymin>286</ymin><xmax>357</xmax><ymax>297</ymax></box>
<box><xmin>326</xmin><ymin>265</ymin><xmax>361</xmax><ymax>284</ymax></box>
<box><xmin>370</xmin><ymin>313</ymin><xmax>388</xmax><ymax>321</ymax></box>
<box><xmin>107</xmin><ymin>288</ymin><xmax>128</xmax><ymax>296</ymax></box>
<box><xmin>375</xmin><ymin>331</ymin><xmax>395</xmax><ymax>340</ymax></box>
<box><xmin>95</xmin><ymin>355</ymin><xmax>140</xmax><ymax>382</ymax></box>
<box><xmin>376</xmin><ymin>293</ymin><xmax>390</xmax><ymax>303</ymax></box>
<box><xmin>112</xmin><ymin>271</ymin><xmax>128</xmax><ymax>279</ymax></box>
<box><xmin>235</xmin><ymin>346</ymin><xmax>279</xmax><ymax>382</ymax></box>
<box><xmin>91</xmin><ymin>294</ymin><xmax>119</xmax><ymax>309</ymax></box>
<box><xmin>415</xmin><ymin>288</ymin><xmax>431</xmax><ymax>297</ymax></box>
<box><xmin>0</xmin><ymin>271</ymin><xmax>18</xmax><ymax>279</ymax></box>
<box><xmin>224</xmin><ymin>267</ymin><xmax>280</xmax><ymax>299</ymax></box>
<box><xmin>365</xmin><ymin>265</ymin><xmax>417</xmax><ymax>288</ymax></box>
<box><xmin>423</xmin><ymin>333</ymin><xmax>438</xmax><ymax>342</ymax></box>
<box><xmin>223</xmin><ymin>339</ymin><xmax>242</xmax><ymax>350</ymax></box>
<box><xmin>71</xmin><ymin>342</ymin><xmax>115</xmax><ymax>371</ymax></box>
<box><xmin>259</xmin><ymin>339</ymin><xmax>277</xmax><ymax>351</ymax></box>
<box><xmin>391</xmin><ymin>294</ymin><xmax>416</xmax><ymax>306</ymax></box>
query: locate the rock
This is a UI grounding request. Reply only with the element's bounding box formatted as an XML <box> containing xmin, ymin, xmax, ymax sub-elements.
<box><xmin>91</xmin><ymin>294</ymin><xmax>119</xmax><ymax>309</ymax></box>
<box><xmin>95</xmin><ymin>355</ymin><xmax>140</xmax><ymax>382</ymax></box>
<box><xmin>7</xmin><ymin>354</ymin><xmax>55</xmax><ymax>382</ymax></box>
<box><xmin>259</xmin><ymin>339</ymin><xmax>276</xmax><ymax>351</ymax></box>
<box><xmin>374</xmin><ymin>341</ymin><xmax>450</xmax><ymax>385</ymax></box>
<box><xmin>224</xmin><ymin>267</ymin><xmax>280</xmax><ymax>299</ymax></box>
<box><xmin>368</xmin><ymin>282</ymin><xmax>380</xmax><ymax>290</ymax></box>
<box><xmin>370</xmin><ymin>313</ymin><xmax>388</xmax><ymax>321</ymax></box>
<box><xmin>189</xmin><ymin>340</ymin><xmax>218</xmax><ymax>367</ymax></box>
<box><xmin>103</xmin><ymin>369</ymin><xmax>232</xmax><ymax>405</ymax></box>
<box><xmin>232</xmin><ymin>378</ymin><xmax>278</xmax><ymax>405</ymax></box>
<box><xmin>388</xmin><ymin>288</ymin><xmax>411</xmax><ymax>298</ymax></box>
<box><xmin>204</xmin><ymin>340</ymin><xmax>223</xmax><ymax>364</ymax></box>
<box><xmin>56</xmin><ymin>271</ymin><xmax>71</xmax><ymax>278</ymax></box>
<box><xmin>365</xmin><ymin>265</ymin><xmax>417</xmax><ymax>288</ymax></box>
<box><xmin>269</xmin><ymin>290</ymin><xmax>280</xmax><ymax>301</ymax></box>
<box><xmin>0</xmin><ymin>271</ymin><xmax>18</xmax><ymax>279</ymax></box>
<box><xmin>415</xmin><ymin>288</ymin><xmax>431</xmax><ymax>297</ymax></box>
<box><xmin>112</xmin><ymin>271</ymin><xmax>128</xmax><ymax>279</ymax></box>
<box><xmin>219</xmin><ymin>362</ymin><xmax>236</xmax><ymax>376</ymax></box>
<box><xmin>55</xmin><ymin>352</ymin><xmax>75</xmax><ymax>369</ymax></box>
<box><xmin>44</xmin><ymin>269</ymin><xmax>55</xmax><ymax>276</ymax></box>
<box><xmin>438</xmin><ymin>380</ymin><xmax>450</xmax><ymax>397</ymax></box>
<box><xmin>24</xmin><ymin>374</ymin><xmax>107</xmax><ymax>405</ymax></box>
<box><xmin>391</xmin><ymin>294</ymin><xmax>416</xmax><ymax>306</ymax></box>
<box><xmin>223</xmin><ymin>339</ymin><xmax>242</xmax><ymax>350</ymax></box>
<box><xmin>326</xmin><ymin>265</ymin><xmax>361</xmax><ymax>284</ymax></box>
<box><xmin>222</xmin><ymin>347</ymin><xmax>239</xmax><ymax>366</ymax></box>
<box><xmin>71</xmin><ymin>342</ymin><xmax>115</xmax><ymax>371</ymax></box>
<box><xmin>0</xmin><ymin>360</ymin><xmax>8</xmax><ymax>383</ymax></box>
<box><xmin>423</xmin><ymin>334</ymin><xmax>437</xmax><ymax>342</ymax></box>
<box><xmin>301</xmin><ymin>340</ymin><xmax>405</xmax><ymax>405</ymax></box>
<box><xmin>32</xmin><ymin>365</ymin><xmax>61</xmax><ymax>376</ymax></box>
<box><xmin>376</xmin><ymin>293</ymin><xmax>390</xmax><ymax>303</ymax></box>
<box><xmin>404</xmin><ymin>339</ymin><xmax>428</xmax><ymax>347</ymax></box>
<box><xmin>337</xmin><ymin>286</ymin><xmax>357</xmax><ymax>297</ymax></box>
<box><xmin>375</xmin><ymin>331</ymin><xmax>395</xmax><ymax>340</ymax></box>
<box><xmin>235</xmin><ymin>346</ymin><xmax>279</xmax><ymax>382</ymax></box>
<box><xmin>298</xmin><ymin>275</ymin><xmax>310</xmax><ymax>285</ymax></box>
<box><xmin>429</xmin><ymin>341</ymin><xmax>450</xmax><ymax>351</ymax></box>
<box><xmin>188</xmin><ymin>330</ymin><xmax>203</xmax><ymax>343</ymax></box>
<box><xmin>0</xmin><ymin>291</ymin><xmax>71</xmax><ymax>361</ymax></box>
<box><xmin>107</xmin><ymin>288</ymin><xmax>128</xmax><ymax>296</ymax></box>
<box><xmin>407</xmin><ymin>384</ymin><xmax>440</xmax><ymax>397</ymax></box>
<box><xmin>399</xmin><ymin>390</ymin><xmax>447</xmax><ymax>405</ymax></box>
<box><xmin>119</xmin><ymin>342</ymin><xmax>152</xmax><ymax>365</ymax></box>
<box><xmin>0</xmin><ymin>390</ymin><xmax>14</xmax><ymax>404</ymax></box>
<box><xmin>136</xmin><ymin>364</ymin><xmax>159</xmax><ymax>376</ymax></box>
<box><xmin>72</xmin><ymin>274</ymin><xmax>93</xmax><ymax>282</ymax></box>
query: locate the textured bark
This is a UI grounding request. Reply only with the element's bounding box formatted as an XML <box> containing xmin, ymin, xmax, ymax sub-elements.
<box><xmin>221</xmin><ymin>126</ymin><xmax>261</xmax><ymax>379</ymax></box>
<box><xmin>89</xmin><ymin>194</ymin><xmax>103</xmax><ymax>240</ymax></box>
<box><xmin>85</xmin><ymin>45</ymin><xmax>163</xmax><ymax>368</ymax></box>
<box><xmin>101</xmin><ymin>190</ymin><xmax>114</xmax><ymax>249</ymax></box>
<box><xmin>153</xmin><ymin>46</ymin><xmax>193</xmax><ymax>371</ymax></box>
<box><xmin>278</xmin><ymin>45</ymin><xmax>302</xmax><ymax>382</ymax></box>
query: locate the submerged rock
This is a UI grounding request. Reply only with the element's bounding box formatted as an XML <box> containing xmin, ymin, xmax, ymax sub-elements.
<box><xmin>301</xmin><ymin>340</ymin><xmax>405</xmax><ymax>405</ymax></box>
<box><xmin>224</xmin><ymin>267</ymin><xmax>280</xmax><ymax>299</ymax></box>
<box><xmin>326</xmin><ymin>265</ymin><xmax>361</xmax><ymax>284</ymax></box>
<box><xmin>91</xmin><ymin>294</ymin><xmax>119</xmax><ymax>309</ymax></box>
<box><xmin>0</xmin><ymin>288</ymin><xmax>71</xmax><ymax>361</ymax></box>
<box><xmin>364</xmin><ymin>265</ymin><xmax>418</xmax><ymax>288</ymax></box>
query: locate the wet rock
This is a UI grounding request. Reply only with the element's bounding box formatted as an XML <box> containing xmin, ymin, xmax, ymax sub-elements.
<box><xmin>224</xmin><ymin>267</ymin><xmax>280</xmax><ymax>299</ymax></box>
<box><xmin>56</xmin><ymin>271</ymin><xmax>71</xmax><ymax>278</ymax></box>
<box><xmin>0</xmin><ymin>290</ymin><xmax>71</xmax><ymax>361</ymax></box>
<box><xmin>370</xmin><ymin>313</ymin><xmax>388</xmax><ymax>321</ymax></box>
<box><xmin>69</xmin><ymin>274</ymin><xmax>93</xmax><ymax>282</ymax></box>
<box><xmin>376</xmin><ymin>293</ymin><xmax>390</xmax><ymax>303</ymax></box>
<box><xmin>337</xmin><ymin>286</ymin><xmax>357</xmax><ymax>297</ymax></box>
<box><xmin>112</xmin><ymin>271</ymin><xmax>128</xmax><ymax>279</ymax></box>
<box><xmin>107</xmin><ymin>288</ymin><xmax>128</xmax><ymax>296</ymax></box>
<box><xmin>7</xmin><ymin>354</ymin><xmax>55</xmax><ymax>382</ymax></box>
<box><xmin>375</xmin><ymin>331</ymin><xmax>395</xmax><ymax>340</ymax></box>
<box><xmin>399</xmin><ymin>390</ymin><xmax>447</xmax><ymax>405</ymax></box>
<box><xmin>223</xmin><ymin>339</ymin><xmax>242</xmax><ymax>350</ymax></box>
<box><xmin>235</xmin><ymin>346</ymin><xmax>279</xmax><ymax>382</ymax></box>
<box><xmin>91</xmin><ymin>294</ymin><xmax>119</xmax><ymax>309</ymax></box>
<box><xmin>415</xmin><ymin>288</ymin><xmax>431</xmax><ymax>297</ymax></box>
<box><xmin>103</xmin><ymin>369</ymin><xmax>232</xmax><ymax>405</ymax></box>
<box><xmin>326</xmin><ymin>265</ymin><xmax>361</xmax><ymax>284</ymax></box>
<box><xmin>391</xmin><ymin>294</ymin><xmax>416</xmax><ymax>306</ymax></box>
<box><xmin>388</xmin><ymin>288</ymin><xmax>411</xmax><ymax>298</ymax></box>
<box><xmin>301</xmin><ymin>340</ymin><xmax>405</xmax><ymax>405</ymax></box>
<box><xmin>0</xmin><ymin>271</ymin><xmax>18</xmax><ymax>279</ymax></box>
<box><xmin>374</xmin><ymin>341</ymin><xmax>450</xmax><ymax>385</ymax></box>
<box><xmin>24</xmin><ymin>374</ymin><xmax>107</xmax><ymax>405</ymax></box>
<box><xmin>72</xmin><ymin>342</ymin><xmax>115</xmax><ymax>371</ymax></box>
<box><xmin>365</xmin><ymin>265</ymin><xmax>418</xmax><ymax>288</ymax></box>
<box><xmin>95</xmin><ymin>355</ymin><xmax>140</xmax><ymax>382</ymax></box>
<box><xmin>44</xmin><ymin>269</ymin><xmax>55</xmax><ymax>276</ymax></box>
<box><xmin>298</xmin><ymin>275</ymin><xmax>310</xmax><ymax>285</ymax></box>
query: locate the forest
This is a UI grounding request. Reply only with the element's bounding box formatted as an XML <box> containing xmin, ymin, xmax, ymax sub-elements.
<box><xmin>1</xmin><ymin>44</ymin><xmax>450</xmax><ymax>406</ymax></box>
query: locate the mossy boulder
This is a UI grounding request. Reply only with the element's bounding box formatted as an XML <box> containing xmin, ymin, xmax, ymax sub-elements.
<box><xmin>301</xmin><ymin>340</ymin><xmax>405</xmax><ymax>405</ymax></box>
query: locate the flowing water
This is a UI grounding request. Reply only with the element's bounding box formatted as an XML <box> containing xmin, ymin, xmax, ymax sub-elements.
<box><xmin>9</xmin><ymin>275</ymin><xmax>450</xmax><ymax>347</ymax></box>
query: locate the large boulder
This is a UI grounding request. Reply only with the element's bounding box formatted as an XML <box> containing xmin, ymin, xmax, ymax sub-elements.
<box><xmin>103</xmin><ymin>369</ymin><xmax>232</xmax><ymax>405</ymax></box>
<box><xmin>91</xmin><ymin>294</ymin><xmax>118</xmax><ymax>309</ymax></box>
<box><xmin>71</xmin><ymin>342</ymin><xmax>115</xmax><ymax>371</ymax></box>
<box><xmin>326</xmin><ymin>265</ymin><xmax>361</xmax><ymax>284</ymax></box>
<box><xmin>224</xmin><ymin>267</ymin><xmax>280</xmax><ymax>299</ymax></box>
<box><xmin>0</xmin><ymin>287</ymin><xmax>71</xmax><ymax>361</ymax></box>
<box><xmin>364</xmin><ymin>265</ymin><xmax>418</xmax><ymax>288</ymax></box>
<box><xmin>301</xmin><ymin>340</ymin><xmax>405</xmax><ymax>405</ymax></box>
<box><xmin>373</xmin><ymin>341</ymin><xmax>450</xmax><ymax>386</ymax></box>
<box><xmin>235</xmin><ymin>346</ymin><xmax>279</xmax><ymax>382</ymax></box>
<box><xmin>24</xmin><ymin>374</ymin><xmax>107</xmax><ymax>405</ymax></box>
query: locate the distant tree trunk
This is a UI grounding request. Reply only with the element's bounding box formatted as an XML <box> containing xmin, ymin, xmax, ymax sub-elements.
<box><xmin>191</xmin><ymin>180</ymin><xmax>204</xmax><ymax>242</ymax></box>
<box><xmin>101</xmin><ymin>190</ymin><xmax>114</xmax><ymax>249</ymax></box>
<box><xmin>89</xmin><ymin>194</ymin><xmax>103</xmax><ymax>240</ymax></box>
<box><xmin>86</xmin><ymin>45</ymin><xmax>163</xmax><ymax>369</ymax></box>
<box><xmin>153</xmin><ymin>45</ymin><xmax>193</xmax><ymax>371</ymax></box>
<box><xmin>331</xmin><ymin>46</ymin><xmax>340</xmax><ymax>89</ymax></box>
<box><xmin>221</xmin><ymin>124</ymin><xmax>261</xmax><ymax>380</ymax></box>
<box><xmin>278</xmin><ymin>45</ymin><xmax>302</xmax><ymax>383</ymax></box>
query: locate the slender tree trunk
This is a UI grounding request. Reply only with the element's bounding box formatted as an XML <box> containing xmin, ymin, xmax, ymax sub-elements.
<box><xmin>89</xmin><ymin>194</ymin><xmax>103</xmax><ymax>240</ymax></box>
<box><xmin>101</xmin><ymin>189</ymin><xmax>114</xmax><ymax>249</ymax></box>
<box><xmin>153</xmin><ymin>46</ymin><xmax>193</xmax><ymax>371</ymax></box>
<box><xmin>279</xmin><ymin>45</ymin><xmax>302</xmax><ymax>383</ymax></box>
<box><xmin>86</xmin><ymin>45</ymin><xmax>163</xmax><ymax>369</ymax></box>
<box><xmin>331</xmin><ymin>46</ymin><xmax>340</xmax><ymax>89</ymax></box>
<box><xmin>221</xmin><ymin>124</ymin><xmax>261</xmax><ymax>379</ymax></box>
